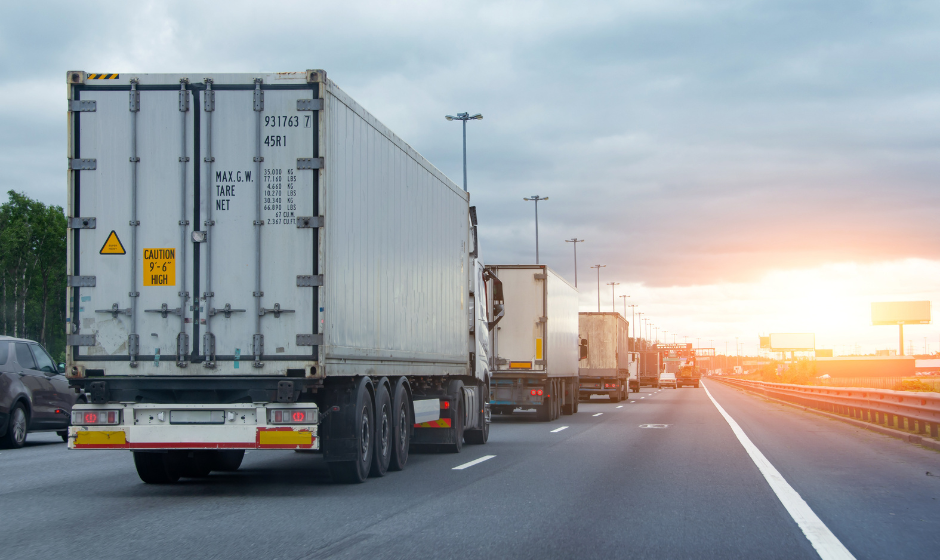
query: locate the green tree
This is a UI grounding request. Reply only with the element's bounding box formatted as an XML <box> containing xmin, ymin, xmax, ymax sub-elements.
<box><xmin>0</xmin><ymin>191</ymin><xmax>67</xmax><ymax>358</ymax></box>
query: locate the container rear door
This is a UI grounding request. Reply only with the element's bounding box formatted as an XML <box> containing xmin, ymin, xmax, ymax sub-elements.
<box><xmin>197</xmin><ymin>85</ymin><xmax>316</xmax><ymax>366</ymax></box>
<box><xmin>73</xmin><ymin>87</ymin><xmax>194</xmax><ymax>367</ymax></box>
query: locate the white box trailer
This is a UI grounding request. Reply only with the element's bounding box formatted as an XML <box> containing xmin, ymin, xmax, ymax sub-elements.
<box><xmin>64</xmin><ymin>70</ymin><xmax>496</xmax><ymax>484</ymax></box>
<box><xmin>578</xmin><ymin>312</ymin><xmax>638</xmax><ymax>401</ymax></box>
<box><xmin>485</xmin><ymin>265</ymin><xmax>580</xmax><ymax>421</ymax></box>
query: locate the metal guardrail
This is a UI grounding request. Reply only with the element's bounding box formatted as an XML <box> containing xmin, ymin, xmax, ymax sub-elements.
<box><xmin>713</xmin><ymin>377</ymin><xmax>940</xmax><ymax>440</ymax></box>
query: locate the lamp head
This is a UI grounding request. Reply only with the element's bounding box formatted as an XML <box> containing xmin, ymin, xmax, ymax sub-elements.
<box><xmin>470</xmin><ymin>114</ymin><xmax>482</xmax><ymax>120</ymax></box>
<box><xmin>445</xmin><ymin>115</ymin><xmax>455</xmax><ymax>121</ymax></box>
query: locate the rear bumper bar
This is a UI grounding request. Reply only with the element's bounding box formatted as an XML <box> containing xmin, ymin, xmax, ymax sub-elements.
<box><xmin>68</xmin><ymin>403</ymin><xmax>318</xmax><ymax>450</ymax></box>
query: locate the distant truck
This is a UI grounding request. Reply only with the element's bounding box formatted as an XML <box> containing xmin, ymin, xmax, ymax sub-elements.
<box><xmin>676</xmin><ymin>364</ymin><xmax>700</xmax><ymax>388</ymax></box>
<box><xmin>578</xmin><ymin>312</ymin><xmax>637</xmax><ymax>402</ymax></box>
<box><xmin>639</xmin><ymin>350</ymin><xmax>661</xmax><ymax>387</ymax></box>
<box><xmin>487</xmin><ymin>265</ymin><xmax>580</xmax><ymax>421</ymax></box>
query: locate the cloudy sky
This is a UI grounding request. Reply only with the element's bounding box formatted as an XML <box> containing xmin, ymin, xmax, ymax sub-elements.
<box><xmin>3</xmin><ymin>0</ymin><xmax>939</xmax><ymax>356</ymax></box>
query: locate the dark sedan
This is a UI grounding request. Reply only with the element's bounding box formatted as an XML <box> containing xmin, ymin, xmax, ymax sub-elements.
<box><xmin>0</xmin><ymin>336</ymin><xmax>82</xmax><ymax>448</ymax></box>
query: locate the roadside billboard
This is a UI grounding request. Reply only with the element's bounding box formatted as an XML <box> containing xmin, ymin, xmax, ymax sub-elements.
<box><xmin>769</xmin><ymin>333</ymin><xmax>815</xmax><ymax>351</ymax></box>
<box><xmin>871</xmin><ymin>301</ymin><xmax>931</xmax><ymax>325</ymax></box>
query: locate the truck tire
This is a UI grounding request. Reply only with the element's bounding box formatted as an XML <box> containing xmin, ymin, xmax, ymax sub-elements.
<box><xmin>610</xmin><ymin>390</ymin><xmax>620</xmax><ymax>404</ymax></box>
<box><xmin>178</xmin><ymin>451</ymin><xmax>212</xmax><ymax>478</ymax></box>
<box><xmin>210</xmin><ymin>450</ymin><xmax>245</xmax><ymax>472</ymax></box>
<box><xmin>573</xmin><ymin>397</ymin><xmax>579</xmax><ymax>414</ymax></box>
<box><xmin>445</xmin><ymin>387</ymin><xmax>464</xmax><ymax>453</ymax></box>
<box><xmin>464</xmin><ymin>380</ymin><xmax>490</xmax><ymax>445</ymax></box>
<box><xmin>134</xmin><ymin>452</ymin><xmax>181</xmax><ymax>484</ymax></box>
<box><xmin>328</xmin><ymin>379</ymin><xmax>375</xmax><ymax>483</ymax></box>
<box><xmin>370</xmin><ymin>380</ymin><xmax>392</xmax><ymax>477</ymax></box>
<box><xmin>388</xmin><ymin>378</ymin><xmax>411</xmax><ymax>471</ymax></box>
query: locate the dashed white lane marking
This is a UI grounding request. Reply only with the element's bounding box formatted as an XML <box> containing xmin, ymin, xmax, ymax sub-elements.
<box><xmin>640</xmin><ymin>397</ymin><xmax>645</xmax><ymax>399</ymax></box>
<box><xmin>702</xmin><ymin>382</ymin><xmax>855</xmax><ymax>560</ymax></box>
<box><xmin>630</xmin><ymin>401</ymin><xmax>636</xmax><ymax>403</ymax></box>
<box><xmin>452</xmin><ymin>455</ymin><xmax>496</xmax><ymax>470</ymax></box>
<box><xmin>592</xmin><ymin>413</ymin><xmax>603</xmax><ymax>417</ymax></box>
<box><xmin>616</xmin><ymin>405</ymin><xmax>623</xmax><ymax>408</ymax></box>
<box><xmin>551</xmin><ymin>426</ymin><xmax>569</xmax><ymax>433</ymax></box>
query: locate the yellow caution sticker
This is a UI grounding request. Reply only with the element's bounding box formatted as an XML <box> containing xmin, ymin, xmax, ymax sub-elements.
<box><xmin>536</xmin><ymin>338</ymin><xmax>543</xmax><ymax>361</ymax></box>
<box><xmin>86</xmin><ymin>73</ymin><xmax>120</xmax><ymax>80</ymax></box>
<box><xmin>143</xmin><ymin>248</ymin><xmax>176</xmax><ymax>286</ymax></box>
<box><xmin>99</xmin><ymin>230</ymin><xmax>126</xmax><ymax>255</ymax></box>
<box><xmin>258</xmin><ymin>429</ymin><xmax>313</xmax><ymax>446</ymax></box>
<box><xmin>74</xmin><ymin>430</ymin><xmax>126</xmax><ymax>446</ymax></box>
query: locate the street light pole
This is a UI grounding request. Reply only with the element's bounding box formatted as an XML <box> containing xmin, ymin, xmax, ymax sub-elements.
<box><xmin>444</xmin><ymin>112</ymin><xmax>482</xmax><ymax>192</ymax></box>
<box><xmin>565</xmin><ymin>238</ymin><xmax>584</xmax><ymax>287</ymax></box>
<box><xmin>523</xmin><ymin>196</ymin><xmax>549</xmax><ymax>263</ymax></box>
<box><xmin>607</xmin><ymin>282</ymin><xmax>620</xmax><ymax>312</ymax></box>
<box><xmin>590</xmin><ymin>264</ymin><xmax>606</xmax><ymax>312</ymax></box>
<box><xmin>627</xmin><ymin>302</ymin><xmax>637</xmax><ymax>350</ymax></box>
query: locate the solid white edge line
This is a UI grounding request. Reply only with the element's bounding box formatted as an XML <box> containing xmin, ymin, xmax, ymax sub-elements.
<box><xmin>702</xmin><ymin>382</ymin><xmax>855</xmax><ymax>560</ymax></box>
<box><xmin>592</xmin><ymin>413</ymin><xmax>603</xmax><ymax>417</ymax></box>
<box><xmin>551</xmin><ymin>426</ymin><xmax>569</xmax><ymax>433</ymax></box>
<box><xmin>452</xmin><ymin>455</ymin><xmax>496</xmax><ymax>470</ymax></box>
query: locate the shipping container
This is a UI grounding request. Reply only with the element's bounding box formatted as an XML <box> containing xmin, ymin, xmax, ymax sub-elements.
<box><xmin>485</xmin><ymin>265</ymin><xmax>580</xmax><ymax>421</ymax></box>
<box><xmin>65</xmin><ymin>70</ymin><xmax>496</xmax><ymax>484</ymax></box>
<box><xmin>577</xmin><ymin>312</ymin><xmax>638</xmax><ymax>401</ymax></box>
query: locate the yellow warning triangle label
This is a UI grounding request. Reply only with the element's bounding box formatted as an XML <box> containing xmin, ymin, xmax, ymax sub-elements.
<box><xmin>99</xmin><ymin>230</ymin><xmax>126</xmax><ymax>255</ymax></box>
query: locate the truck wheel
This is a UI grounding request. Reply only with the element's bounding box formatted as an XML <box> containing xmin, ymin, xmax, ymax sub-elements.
<box><xmin>610</xmin><ymin>391</ymin><xmax>620</xmax><ymax>403</ymax></box>
<box><xmin>464</xmin><ymin>380</ymin><xmax>490</xmax><ymax>445</ymax></box>
<box><xmin>388</xmin><ymin>379</ymin><xmax>411</xmax><ymax>471</ymax></box>
<box><xmin>370</xmin><ymin>381</ymin><xmax>392</xmax><ymax>477</ymax></box>
<box><xmin>573</xmin><ymin>397</ymin><xmax>579</xmax><ymax>414</ymax></box>
<box><xmin>210</xmin><ymin>450</ymin><xmax>245</xmax><ymax>472</ymax></box>
<box><xmin>178</xmin><ymin>451</ymin><xmax>212</xmax><ymax>478</ymax></box>
<box><xmin>328</xmin><ymin>379</ymin><xmax>375</xmax><ymax>483</ymax></box>
<box><xmin>0</xmin><ymin>404</ymin><xmax>28</xmax><ymax>449</ymax></box>
<box><xmin>445</xmin><ymin>389</ymin><xmax>464</xmax><ymax>453</ymax></box>
<box><xmin>133</xmin><ymin>452</ymin><xmax>180</xmax><ymax>484</ymax></box>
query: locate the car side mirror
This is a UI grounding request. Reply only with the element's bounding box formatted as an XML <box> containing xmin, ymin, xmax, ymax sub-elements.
<box><xmin>58</xmin><ymin>363</ymin><xmax>65</xmax><ymax>373</ymax></box>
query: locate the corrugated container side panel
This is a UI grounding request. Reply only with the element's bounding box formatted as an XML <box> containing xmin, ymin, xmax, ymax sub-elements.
<box><xmin>322</xmin><ymin>86</ymin><xmax>468</xmax><ymax>368</ymax></box>
<box><xmin>546</xmin><ymin>270</ymin><xmax>579</xmax><ymax>376</ymax></box>
<box><xmin>579</xmin><ymin>313</ymin><xmax>628</xmax><ymax>374</ymax></box>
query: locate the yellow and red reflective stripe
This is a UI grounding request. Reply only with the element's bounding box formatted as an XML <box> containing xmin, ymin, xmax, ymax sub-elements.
<box><xmin>414</xmin><ymin>418</ymin><xmax>452</xmax><ymax>428</ymax></box>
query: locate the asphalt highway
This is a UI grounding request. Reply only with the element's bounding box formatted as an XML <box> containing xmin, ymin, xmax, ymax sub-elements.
<box><xmin>1</xmin><ymin>380</ymin><xmax>937</xmax><ymax>560</ymax></box>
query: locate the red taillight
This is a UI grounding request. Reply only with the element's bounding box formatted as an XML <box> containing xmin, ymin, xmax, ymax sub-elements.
<box><xmin>72</xmin><ymin>409</ymin><xmax>120</xmax><ymax>425</ymax></box>
<box><xmin>269</xmin><ymin>409</ymin><xmax>317</xmax><ymax>424</ymax></box>
<box><xmin>440</xmin><ymin>401</ymin><xmax>450</xmax><ymax>410</ymax></box>
<box><xmin>530</xmin><ymin>389</ymin><xmax>543</xmax><ymax>396</ymax></box>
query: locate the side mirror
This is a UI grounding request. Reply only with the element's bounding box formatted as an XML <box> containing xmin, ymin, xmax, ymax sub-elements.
<box><xmin>58</xmin><ymin>363</ymin><xmax>65</xmax><ymax>373</ymax></box>
<box><xmin>579</xmin><ymin>339</ymin><xmax>588</xmax><ymax>360</ymax></box>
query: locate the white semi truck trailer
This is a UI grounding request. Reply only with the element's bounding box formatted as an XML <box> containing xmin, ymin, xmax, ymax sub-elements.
<box><xmin>485</xmin><ymin>265</ymin><xmax>580</xmax><ymax>421</ymax></box>
<box><xmin>64</xmin><ymin>70</ymin><xmax>499</xmax><ymax>484</ymax></box>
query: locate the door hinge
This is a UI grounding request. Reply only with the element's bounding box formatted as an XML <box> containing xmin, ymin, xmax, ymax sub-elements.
<box><xmin>296</xmin><ymin>99</ymin><xmax>323</xmax><ymax>111</ymax></box>
<box><xmin>68</xmin><ymin>217</ymin><xmax>96</xmax><ymax>229</ymax></box>
<box><xmin>296</xmin><ymin>334</ymin><xmax>323</xmax><ymax>346</ymax></box>
<box><xmin>296</xmin><ymin>216</ymin><xmax>323</xmax><ymax>228</ymax></box>
<box><xmin>67</xmin><ymin>275</ymin><xmax>96</xmax><ymax>287</ymax></box>
<box><xmin>297</xmin><ymin>157</ymin><xmax>324</xmax><ymax>170</ymax></box>
<box><xmin>297</xmin><ymin>275</ymin><xmax>324</xmax><ymax>287</ymax></box>
<box><xmin>69</xmin><ymin>158</ymin><xmax>96</xmax><ymax>170</ymax></box>
<box><xmin>68</xmin><ymin>100</ymin><xmax>96</xmax><ymax>112</ymax></box>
